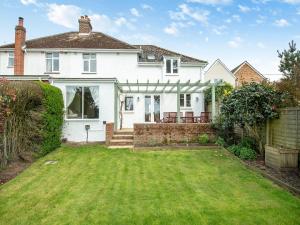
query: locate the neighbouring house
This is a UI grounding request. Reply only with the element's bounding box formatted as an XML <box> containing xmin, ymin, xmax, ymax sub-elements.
<box><xmin>203</xmin><ymin>59</ymin><xmax>236</xmax><ymax>87</ymax></box>
<box><xmin>0</xmin><ymin>16</ymin><xmax>211</xmax><ymax>143</ymax></box>
<box><xmin>232</xmin><ymin>61</ymin><xmax>266</xmax><ymax>87</ymax></box>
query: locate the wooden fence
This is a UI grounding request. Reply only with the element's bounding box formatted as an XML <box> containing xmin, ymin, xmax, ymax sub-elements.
<box><xmin>266</xmin><ymin>108</ymin><xmax>300</xmax><ymax>150</ymax></box>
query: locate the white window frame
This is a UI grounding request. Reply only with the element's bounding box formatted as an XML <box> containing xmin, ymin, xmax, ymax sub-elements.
<box><xmin>124</xmin><ymin>96</ymin><xmax>134</xmax><ymax>112</ymax></box>
<box><xmin>65</xmin><ymin>85</ymin><xmax>100</xmax><ymax>121</ymax></box>
<box><xmin>7</xmin><ymin>52</ymin><xmax>14</xmax><ymax>68</ymax></box>
<box><xmin>180</xmin><ymin>94</ymin><xmax>191</xmax><ymax>108</ymax></box>
<box><xmin>164</xmin><ymin>57</ymin><xmax>180</xmax><ymax>75</ymax></box>
<box><xmin>46</xmin><ymin>52</ymin><xmax>60</xmax><ymax>73</ymax></box>
<box><xmin>83</xmin><ymin>53</ymin><xmax>97</xmax><ymax>73</ymax></box>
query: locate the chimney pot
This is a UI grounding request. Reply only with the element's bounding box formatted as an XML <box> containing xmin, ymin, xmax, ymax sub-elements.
<box><xmin>18</xmin><ymin>17</ymin><xmax>24</xmax><ymax>26</ymax></box>
<box><xmin>78</xmin><ymin>15</ymin><xmax>92</xmax><ymax>34</ymax></box>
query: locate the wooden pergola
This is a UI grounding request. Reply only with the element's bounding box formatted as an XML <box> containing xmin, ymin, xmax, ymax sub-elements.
<box><xmin>114</xmin><ymin>79</ymin><xmax>219</xmax><ymax>130</ymax></box>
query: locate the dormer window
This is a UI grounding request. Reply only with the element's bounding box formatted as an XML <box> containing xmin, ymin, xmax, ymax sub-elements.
<box><xmin>165</xmin><ymin>58</ymin><xmax>179</xmax><ymax>75</ymax></box>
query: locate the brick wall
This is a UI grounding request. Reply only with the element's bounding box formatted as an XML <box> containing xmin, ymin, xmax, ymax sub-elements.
<box><xmin>133</xmin><ymin>123</ymin><xmax>215</xmax><ymax>147</ymax></box>
<box><xmin>105</xmin><ymin>123</ymin><xmax>114</xmax><ymax>145</ymax></box>
<box><xmin>235</xmin><ymin>64</ymin><xmax>264</xmax><ymax>87</ymax></box>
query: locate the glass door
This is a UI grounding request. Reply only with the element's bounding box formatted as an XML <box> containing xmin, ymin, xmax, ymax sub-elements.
<box><xmin>145</xmin><ymin>96</ymin><xmax>151</xmax><ymax>122</ymax></box>
<box><xmin>154</xmin><ymin>95</ymin><xmax>160</xmax><ymax>122</ymax></box>
<box><xmin>144</xmin><ymin>95</ymin><xmax>161</xmax><ymax>123</ymax></box>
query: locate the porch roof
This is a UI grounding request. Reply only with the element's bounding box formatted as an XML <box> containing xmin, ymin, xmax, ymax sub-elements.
<box><xmin>116</xmin><ymin>79</ymin><xmax>210</xmax><ymax>94</ymax></box>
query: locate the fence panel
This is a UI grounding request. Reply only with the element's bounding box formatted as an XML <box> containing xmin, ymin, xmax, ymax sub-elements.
<box><xmin>268</xmin><ymin>107</ymin><xmax>300</xmax><ymax>150</ymax></box>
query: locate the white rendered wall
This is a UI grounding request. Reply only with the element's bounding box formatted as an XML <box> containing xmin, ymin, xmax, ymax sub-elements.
<box><xmin>204</xmin><ymin>61</ymin><xmax>236</xmax><ymax>86</ymax></box>
<box><xmin>121</xmin><ymin>93</ymin><xmax>205</xmax><ymax>129</ymax></box>
<box><xmin>0</xmin><ymin>51</ymin><xmax>203</xmax><ymax>83</ymax></box>
<box><xmin>52</xmin><ymin>81</ymin><xmax>115</xmax><ymax>142</ymax></box>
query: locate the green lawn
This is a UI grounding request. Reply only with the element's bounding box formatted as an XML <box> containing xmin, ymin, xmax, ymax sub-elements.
<box><xmin>0</xmin><ymin>145</ymin><xmax>300</xmax><ymax>225</ymax></box>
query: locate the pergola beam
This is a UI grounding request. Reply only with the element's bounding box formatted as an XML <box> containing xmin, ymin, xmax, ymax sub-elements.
<box><xmin>168</xmin><ymin>80</ymin><xmax>180</xmax><ymax>93</ymax></box>
<box><xmin>161</xmin><ymin>80</ymin><xmax>170</xmax><ymax>92</ymax></box>
<box><xmin>153</xmin><ymin>80</ymin><xmax>160</xmax><ymax>92</ymax></box>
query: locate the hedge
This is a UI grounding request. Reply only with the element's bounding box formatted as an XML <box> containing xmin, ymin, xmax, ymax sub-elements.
<box><xmin>38</xmin><ymin>82</ymin><xmax>64</xmax><ymax>156</ymax></box>
<box><xmin>0</xmin><ymin>81</ymin><xmax>64</xmax><ymax>167</ymax></box>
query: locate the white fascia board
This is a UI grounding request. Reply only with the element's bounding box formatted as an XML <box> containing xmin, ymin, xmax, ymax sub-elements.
<box><xmin>0</xmin><ymin>75</ymin><xmax>49</xmax><ymax>81</ymax></box>
<box><xmin>137</xmin><ymin>62</ymin><xmax>163</xmax><ymax>67</ymax></box>
<box><xmin>181</xmin><ymin>62</ymin><xmax>208</xmax><ymax>68</ymax></box>
<box><xmin>49</xmin><ymin>76</ymin><xmax>118</xmax><ymax>83</ymax></box>
<box><xmin>0</xmin><ymin>48</ymin><xmax>141</xmax><ymax>53</ymax></box>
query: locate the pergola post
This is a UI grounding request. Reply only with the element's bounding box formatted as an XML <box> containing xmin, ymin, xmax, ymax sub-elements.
<box><xmin>114</xmin><ymin>82</ymin><xmax>118</xmax><ymax>130</ymax></box>
<box><xmin>177</xmin><ymin>83</ymin><xmax>181</xmax><ymax>123</ymax></box>
<box><xmin>211</xmin><ymin>83</ymin><xmax>216</xmax><ymax>123</ymax></box>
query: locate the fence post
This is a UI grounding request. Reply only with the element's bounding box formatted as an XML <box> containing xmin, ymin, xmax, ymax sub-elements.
<box><xmin>266</xmin><ymin>119</ymin><xmax>270</xmax><ymax>146</ymax></box>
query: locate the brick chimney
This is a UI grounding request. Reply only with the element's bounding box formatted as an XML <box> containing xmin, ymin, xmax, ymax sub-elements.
<box><xmin>14</xmin><ymin>17</ymin><xmax>26</xmax><ymax>75</ymax></box>
<box><xmin>78</xmin><ymin>15</ymin><xmax>92</xmax><ymax>34</ymax></box>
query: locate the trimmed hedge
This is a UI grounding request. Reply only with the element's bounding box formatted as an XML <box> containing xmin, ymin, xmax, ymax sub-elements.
<box><xmin>38</xmin><ymin>82</ymin><xmax>64</xmax><ymax>156</ymax></box>
<box><xmin>0</xmin><ymin>81</ymin><xmax>64</xmax><ymax>167</ymax></box>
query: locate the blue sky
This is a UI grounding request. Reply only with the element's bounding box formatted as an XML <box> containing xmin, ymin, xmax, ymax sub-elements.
<box><xmin>1</xmin><ymin>0</ymin><xmax>299</xmax><ymax>80</ymax></box>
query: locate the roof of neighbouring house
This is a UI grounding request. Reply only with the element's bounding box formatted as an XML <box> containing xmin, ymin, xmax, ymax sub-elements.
<box><xmin>231</xmin><ymin>60</ymin><xmax>266</xmax><ymax>79</ymax></box>
<box><xmin>133</xmin><ymin>45</ymin><xmax>207</xmax><ymax>64</ymax></box>
<box><xmin>0</xmin><ymin>32</ymin><xmax>137</xmax><ymax>50</ymax></box>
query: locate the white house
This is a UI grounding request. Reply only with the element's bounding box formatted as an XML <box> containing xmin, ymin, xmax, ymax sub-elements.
<box><xmin>0</xmin><ymin>16</ymin><xmax>210</xmax><ymax>143</ymax></box>
<box><xmin>204</xmin><ymin>59</ymin><xmax>236</xmax><ymax>87</ymax></box>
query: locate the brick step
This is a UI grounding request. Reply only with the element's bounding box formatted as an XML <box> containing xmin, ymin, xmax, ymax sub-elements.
<box><xmin>109</xmin><ymin>139</ymin><xmax>133</xmax><ymax>146</ymax></box>
<box><xmin>112</xmin><ymin>135</ymin><xmax>133</xmax><ymax>140</ymax></box>
<box><xmin>114</xmin><ymin>131</ymin><xmax>133</xmax><ymax>135</ymax></box>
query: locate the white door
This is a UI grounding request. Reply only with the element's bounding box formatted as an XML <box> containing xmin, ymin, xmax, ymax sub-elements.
<box><xmin>144</xmin><ymin>95</ymin><xmax>161</xmax><ymax>123</ymax></box>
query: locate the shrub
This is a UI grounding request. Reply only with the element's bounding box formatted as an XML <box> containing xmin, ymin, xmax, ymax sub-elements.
<box><xmin>228</xmin><ymin>145</ymin><xmax>241</xmax><ymax>156</ymax></box>
<box><xmin>215</xmin><ymin>137</ymin><xmax>225</xmax><ymax>147</ymax></box>
<box><xmin>239</xmin><ymin>147</ymin><xmax>257</xmax><ymax>160</ymax></box>
<box><xmin>198</xmin><ymin>134</ymin><xmax>209</xmax><ymax>144</ymax></box>
<box><xmin>38</xmin><ymin>82</ymin><xmax>64</xmax><ymax>156</ymax></box>
<box><xmin>240</xmin><ymin>136</ymin><xmax>257</xmax><ymax>150</ymax></box>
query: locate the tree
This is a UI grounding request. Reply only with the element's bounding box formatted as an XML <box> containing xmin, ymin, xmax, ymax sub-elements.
<box><xmin>220</xmin><ymin>83</ymin><xmax>285</xmax><ymax>153</ymax></box>
<box><xmin>277</xmin><ymin>41</ymin><xmax>300</xmax><ymax>105</ymax></box>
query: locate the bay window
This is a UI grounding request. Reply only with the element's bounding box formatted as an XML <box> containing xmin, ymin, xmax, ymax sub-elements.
<box><xmin>46</xmin><ymin>52</ymin><xmax>59</xmax><ymax>72</ymax></box>
<box><xmin>83</xmin><ymin>53</ymin><xmax>97</xmax><ymax>73</ymax></box>
<box><xmin>165</xmin><ymin>58</ymin><xmax>179</xmax><ymax>74</ymax></box>
<box><xmin>8</xmin><ymin>52</ymin><xmax>14</xmax><ymax>67</ymax></box>
<box><xmin>66</xmin><ymin>86</ymin><xmax>99</xmax><ymax>119</ymax></box>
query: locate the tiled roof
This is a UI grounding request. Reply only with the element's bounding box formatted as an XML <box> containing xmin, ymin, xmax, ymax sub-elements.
<box><xmin>0</xmin><ymin>32</ymin><xmax>137</xmax><ymax>49</ymax></box>
<box><xmin>133</xmin><ymin>45</ymin><xmax>207</xmax><ymax>64</ymax></box>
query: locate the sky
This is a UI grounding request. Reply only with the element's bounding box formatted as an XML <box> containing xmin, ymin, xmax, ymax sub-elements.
<box><xmin>0</xmin><ymin>0</ymin><xmax>299</xmax><ymax>81</ymax></box>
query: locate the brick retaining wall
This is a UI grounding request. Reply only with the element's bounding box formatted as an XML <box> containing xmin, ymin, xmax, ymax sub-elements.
<box><xmin>134</xmin><ymin>123</ymin><xmax>215</xmax><ymax>147</ymax></box>
<box><xmin>105</xmin><ymin>123</ymin><xmax>114</xmax><ymax>145</ymax></box>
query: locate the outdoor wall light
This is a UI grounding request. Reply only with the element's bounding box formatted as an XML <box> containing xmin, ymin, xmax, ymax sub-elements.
<box><xmin>196</xmin><ymin>97</ymin><xmax>199</xmax><ymax>102</ymax></box>
<box><xmin>137</xmin><ymin>96</ymin><xmax>140</xmax><ymax>102</ymax></box>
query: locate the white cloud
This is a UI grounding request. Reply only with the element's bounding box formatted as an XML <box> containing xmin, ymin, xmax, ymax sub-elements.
<box><xmin>47</xmin><ymin>4</ymin><xmax>81</xmax><ymax>28</ymax></box>
<box><xmin>187</xmin><ymin>0</ymin><xmax>232</xmax><ymax>5</ymax></box>
<box><xmin>212</xmin><ymin>25</ymin><xmax>226</xmax><ymax>35</ymax></box>
<box><xmin>114</xmin><ymin>17</ymin><xmax>135</xmax><ymax>30</ymax></box>
<box><xmin>274</xmin><ymin>18</ymin><xmax>290</xmax><ymax>27</ymax></box>
<box><xmin>164</xmin><ymin>23</ymin><xmax>179</xmax><ymax>35</ymax></box>
<box><xmin>130</xmin><ymin>8</ymin><xmax>141</xmax><ymax>17</ymax></box>
<box><xmin>141</xmin><ymin>4</ymin><xmax>153</xmax><ymax>10</ymax></box>
<box><xmin>228</xmin><ymin>36</ymin><xmax>243</xmax><ymax>48</ymax></box>
<box><xmin>178</xmin><ymin>4</ymin><xmax>210</xmax><ymax>25</ymax></box>
<box><xmin>238</xmin><ymin>5</ymin><xmax>251</xmax><ymax>13</ymax></box>
<box><xmin>20</xmin><ymin>0</ymin><xmax>37</xmax><ymax>5</ymax></box>
<box><xmin>257</xmin><ymin>42</ymin><xmax>266</xmax><ymax>48</ymax></box>
<box><xmin>46</xmin><ymin>3</ymin><xmax>135</xmax><ymax>33</ymax></box>
<box><xmin>232</xmin><ymin>14</ymin><xmax>241</xmax><ymax>22</ymax></box>
<box><xmin>281</xmin><ymin>0</ymin><xmax>300</xmax><ymax>4</ymax></box>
